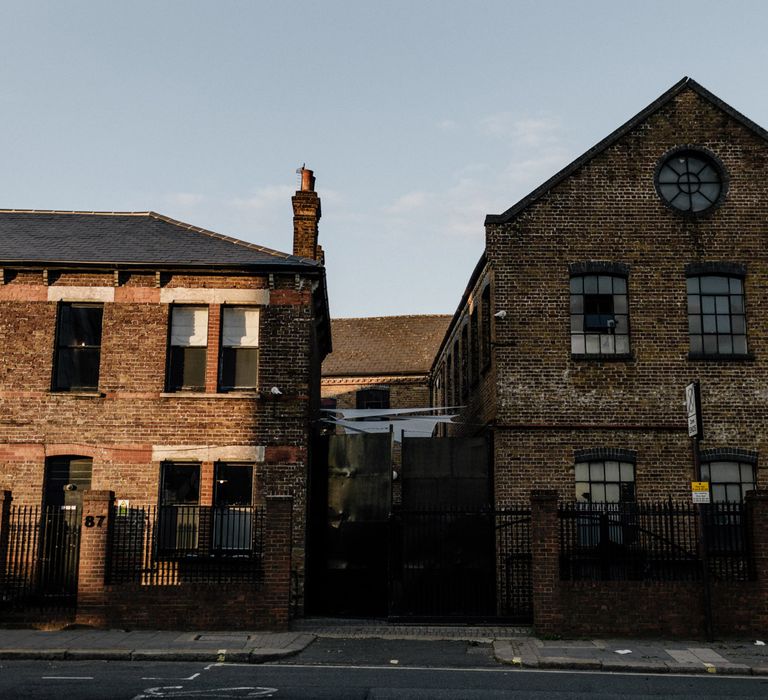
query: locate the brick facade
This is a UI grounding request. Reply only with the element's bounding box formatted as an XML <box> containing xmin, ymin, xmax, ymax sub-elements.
<box><xmin>433</xmin><ymin>79</ymin><xmax>767</xmax><ymax>503</ymax></box>
<box><xmin>0</xmin><ymin>189</ymin><xmax>329</xmax><ymax>626</ymax></box>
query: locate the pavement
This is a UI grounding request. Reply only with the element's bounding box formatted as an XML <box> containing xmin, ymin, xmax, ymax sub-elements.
<box><xmin>0</xmin><ymin>620</ymin><xmax>766</xmax><ymax>675</ymax></box>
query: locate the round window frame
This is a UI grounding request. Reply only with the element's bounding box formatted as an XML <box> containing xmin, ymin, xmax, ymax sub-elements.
<box><xmin>654</xmin><ymin>146</ymin><xmax>728</xmax><ymax>218</ymax></box>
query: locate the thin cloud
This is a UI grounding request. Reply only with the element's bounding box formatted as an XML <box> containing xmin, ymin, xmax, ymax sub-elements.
<box><xmin>479</xmin><ymin>112</ymin><xmax>562</xmax><ymax>147</ymax></box>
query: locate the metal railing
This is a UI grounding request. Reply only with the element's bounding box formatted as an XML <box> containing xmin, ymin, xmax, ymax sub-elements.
<box><xmin>0</xmin><ymin>505</ymin><xmax>81</xmax><ymax>609</ymax></box>
<box><xmin>559</xmin><ymin>500</ymin><xmax>753</xmax><ymax>582</ymax></box>
<box><xmin>107</xmin><ymin>505</ymin><xmax>265</xmax><ymax>585</ymax></box>
<box><xmin>389</xmin><ymin>506</ymin><xmax>532</xmax><ymax>621</ymax></box>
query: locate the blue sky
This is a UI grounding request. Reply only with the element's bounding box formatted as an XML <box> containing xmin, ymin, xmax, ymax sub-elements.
<box><xmin>2</xmin><ymin>1</ymin><xmax>767</xmax><ymax>318</ymax></box>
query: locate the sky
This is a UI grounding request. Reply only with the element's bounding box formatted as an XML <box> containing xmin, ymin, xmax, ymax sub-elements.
<box><xmin>2</xmin><ymin>1</ymin><xmax>768</xmax><ymax>318</ymax></box>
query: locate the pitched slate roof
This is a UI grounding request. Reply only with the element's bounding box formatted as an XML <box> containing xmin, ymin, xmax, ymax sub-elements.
<box><xmin>0</xmin><ymin>210</ymin><xmax>320</xmax><ymax>270</ymax></box>
<box><xmin>322</xmin><ymin>315</ymin><xmax>453</xmax><ymax>377</ymax></box>
<box><xmin>486</xmin><ymin>77</ymin><xmax>768</xmax><ymax>225</ymax></box>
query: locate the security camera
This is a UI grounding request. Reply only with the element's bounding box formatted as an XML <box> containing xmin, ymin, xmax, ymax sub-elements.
<box><xmin>270</xmin><ymin>386</ymin><xmax>283</xmax><ymax>396</ymax></box>
<box><xmin>607</xmin><ymin>319</ymin><xmax>616</xmax><ymax>330</ymax></box>
<box><xmin>494</xmin><ymin>310</ymin><xmax>507</xmax><ymax>319</ymax></box>
<box><xmin>64</xmin><ymin>483</ymin><xmax>77</xmax><ymax>491</ymax></box>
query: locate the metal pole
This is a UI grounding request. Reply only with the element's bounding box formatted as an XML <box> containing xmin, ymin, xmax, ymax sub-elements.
<box><xmin>691</xmin><ymin>380</ymin><xmax>713</xmax><ymax>641</ymax></box>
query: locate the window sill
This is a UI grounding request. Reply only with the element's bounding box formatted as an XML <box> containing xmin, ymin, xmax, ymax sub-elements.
<box><xmin>571</xmin><ymin>353</ymin><xmax>633</xmax><ymax>362</ymax></box>
<box><xmin>160</xmin><ymin>391</ymin><xmax>261</xmax><ymax>399</ymax></box>
<box><xmin>687</xmin><ymin>352</ymin><xmax>755</xmax><ymax>362</ymax></box>
<box><xmin>49</xmin><ymin>390</ymin><xmax>105</xmax><ymax>397</ymax></box>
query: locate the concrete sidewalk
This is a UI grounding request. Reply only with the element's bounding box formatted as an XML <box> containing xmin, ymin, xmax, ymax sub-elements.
<box><xmin>0</xmin><ymin>629</ymin><xmax>314</xmax><ymax>663</ymax></box>
<box><xmin>0</xmin><ymin>622</ymin><xmax>766</xmax><ymax>675</ymax></box>
<box><xmin>492</xmin><ymin>636</ymin><xmax>768</xmax><ymax>676</ymax></box>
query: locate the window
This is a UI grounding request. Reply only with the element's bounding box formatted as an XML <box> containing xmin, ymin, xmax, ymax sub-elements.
<box><xmin>575</xmin><ymin>458</ymin><xmax>636</xmax><ymax>546</ymax></box>
<box><xmin>575</xmin><ymin>460</ymin><xmax>636</xmax><ymax>504</ymax></box>
<box><xmin>655</xmin><ymin>148</ymin><xmax>725</xmax><ymax>214</ymax></box>
<box><xmin>470</xmin><ymin>307</ymin><xmax>479</xmax><ymax>386</ymax></box>
<box><xmin>460</xmin><ymin>325</ymin><xmax>469</xmax><ymax>400</ymax></box>
<box><xmin>53</xmin><ymin>303</ymin><xmax>103</xmax><ymax>391</ymax></box>
<box><xmin>445</xmin><ymin>353</ymin><xmax>453</xmax><ymax>405</ymax></box>
<box><xmin>167</xmin><ymin>306</ymin><xmax>208</xmax><ymax>391</ymax></box>
<box><xmin>158</xmin><ymin>462</ymin><xmax>201</xmax><ymax>554</ymax></box>
<box><xmin>702</xmin><ymin>461</ymin><xmax>756</xmax><ymax>503</ymax></box>
<box><xmin>481</xmin><ymin>285</ymin><xmax>491</xmax><ymax>371</ymax></box>
<box><xmin>213</xmin><ymin>463</ymin><xmax>254</xmax><ymax>552</ymax></box>
<box><xmin>356</xmin><ymin>387</ymin><xmax>390</xmax><ymax>410</ymax></box>
<box><xmin>570</xmin><ymin>274</ymin><xmax>629</xmax><ymax>356</ymax></box>
<box><xmin>687</xmin><ymin>275</ymin><xmax>747</xmax><ymax>356</ymax></box>
<box><xmin>219</xmin><ymin>307</ymin><xmax>259</xmax><ymax>391</ymax></box>
<box><xmin>452</xmin><ymin>341</ymin><xmax>460</xmax><ymax>404</ymax></box>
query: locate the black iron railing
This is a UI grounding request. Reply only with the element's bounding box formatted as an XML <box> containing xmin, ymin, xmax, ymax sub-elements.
<box><xmin>107</xmin><ymin>505</ymin><xmax>265</xmax><ymax>585</ymax></box>
<box><xmin>389</xmin><ymin>507</ymin><xmax>532</xmax><ymax>622</ymax></box>
<box><xmin>559</xmin><ymin>500</ymin><xmax>753</xmax><ymax>582</ymax></box>
<box><xmin>0</xmin><ymin>505</ymin><xmax>81</xmax><ymax>609</ymax></box>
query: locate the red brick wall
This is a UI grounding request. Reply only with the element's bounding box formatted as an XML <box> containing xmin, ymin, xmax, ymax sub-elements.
<box><xmin>531</xmin><ymin>490</ymin><xmax>768</xmax><ymax>637</ymax></box>
<box><xmin>0</xmin><ymin>268</ymin><xmax>323</xmax><ymax>615</ymax></box>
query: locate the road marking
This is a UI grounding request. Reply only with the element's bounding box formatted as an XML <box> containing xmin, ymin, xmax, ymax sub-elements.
<box><xmin>141</xmin><ymin>672</ymin><xmax>201</xmax><ymax>681</ymax></box>
<box><xmin>42</xmin><ymin>676</ymin><xmax>94</xmax><ymax>680</ymax></box>
<box><xmin>133</xmin><ymin>686</ymin><xmax>276</xmax><ymax>699</ymax></box>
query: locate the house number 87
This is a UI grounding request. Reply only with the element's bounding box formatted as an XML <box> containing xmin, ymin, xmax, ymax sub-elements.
<box><xmin>84</xmin><ymin>515</ymin><xmax>105</xmax><ymax>528</ymax></box>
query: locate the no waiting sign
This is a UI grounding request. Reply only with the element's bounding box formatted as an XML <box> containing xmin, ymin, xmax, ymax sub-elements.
<box><xmin>685</xmin><ymin>382</ymin><xmax>702</xmax><ymax>439</ymax></box>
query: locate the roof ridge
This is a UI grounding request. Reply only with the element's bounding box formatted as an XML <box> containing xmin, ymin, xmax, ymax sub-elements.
<box><xmin>485</xmin><ymin>76</ymin><xmax>768</xmax><ymax>226</ymax></box>
<box><xmin>147</xmin><ymin>211</ymin><xmax>319</xmax><ymax>264</ymax></box>
<box><xmin>334</xmin><ymin>314</ymin><xmax>453</xmax><ymax>321</ymax></box>
<box><xmin>0</xmin><ymin>209</ymin><xmax>152</xmax><ymax>216</ymax></box>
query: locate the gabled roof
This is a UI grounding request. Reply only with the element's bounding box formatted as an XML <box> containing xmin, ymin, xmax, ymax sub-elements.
<box><xmin>322</xmin><ymin>315</ymin><xmax>453</xmax><ymax>377</ymax></box>
<box><xmin>486</xmin><ymin>77</ymin><xmax>768</xmax><ymax>225</ymax></box>
<box><xmin>0</xmin><ymin>210</ymin><xmax>321</xmax><ymax>270</ymax></box>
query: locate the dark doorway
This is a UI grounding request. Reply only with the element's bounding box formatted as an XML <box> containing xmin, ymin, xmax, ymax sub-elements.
<box><xmin>307</xmin><ymin>433</ymin><xmax>392</xmax><ymax>617</ymax></box>
<box><xmin>40</xmin><ymin>456</ymin><xmax>91</xmax><ymax>602</ymax></box>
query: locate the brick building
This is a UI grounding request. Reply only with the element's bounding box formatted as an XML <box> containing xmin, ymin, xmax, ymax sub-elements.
<box><xmin>0</xmin><ymin>168</ymin><xmax>329</xmax><ymax>627</ymax></box>
<box><xmin>321</xmin><ymin>315</ymin><xmax>450</xmax><ymax>413</ymax></box>
<box><xmin>432</xmin><ymin>77</ymin><xmax>766</xmax><ymax>506</ymax></box>
<box><xmin>427</xmin><ymin>77</ymin><xmax>768</xmax><ymax>636</ymax></box>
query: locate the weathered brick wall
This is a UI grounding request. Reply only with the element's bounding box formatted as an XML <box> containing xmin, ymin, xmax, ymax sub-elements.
<box><xmin>532</xmin><ymin>490</ymin><xmax>768</xmax><ymax>637</ymax></box>
<box><xmin>321</xmin><ymin>376</ymin><xmax>431</xmax><ymax>410</ymax></box>
<box><xmin>444</xmin><ymin>86</ymin><xmax>768</xmax><ymax>502</ymax></box>
<box><xmin>0</xmin><ymin>268</ymin><xmax>321</xmax><ymax>614</ymax></box>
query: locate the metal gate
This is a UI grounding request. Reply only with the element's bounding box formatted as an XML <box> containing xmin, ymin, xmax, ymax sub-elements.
<box><xmin>388</xmin><ymin>507</ymin><xmax>532</xmax><ymax>622</ymax></box>
<box><xmin>0</xmin><ymin>505</ymin><xmax>82</xmax><ymax>611</ymax></box>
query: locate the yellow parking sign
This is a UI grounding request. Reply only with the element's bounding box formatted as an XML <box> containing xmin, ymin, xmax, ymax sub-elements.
<box><xmin>691</xmin><ymin>481</ymin><xmax>709</xmax><ymax>492</ymax></box>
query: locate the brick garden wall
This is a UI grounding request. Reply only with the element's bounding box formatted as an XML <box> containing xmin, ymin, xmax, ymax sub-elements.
<box><xmin>531</xmin><ymin>490</ymin><xmax>768</xmax><ymax>637</ymax></box>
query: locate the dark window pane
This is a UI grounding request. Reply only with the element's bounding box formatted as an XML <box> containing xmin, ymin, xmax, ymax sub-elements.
<box><xmin>214</xmin><ymin>464</ymin><xmax>253</xmax><ymax>506</ymax></box>
<box><xmin>700</xmin><ymin>276</ymin><xmax>729</xmax><ymax>294</ymax></box>
<box><xmin>168</xmin><ymin>347</ymin><xmax>206</xmax><ymax>390</ymax></box>
<box><xmin>703</xmin><ymin>335</ymin><xmax>718</xmax><ymax>354</ymax></box>
<box><xmin>686</xmin><ymin>278</ymin><xmax>699</xmax><ymax>294</ymax></box>
<box><xmin>690</xmin><ymin>335</ymin><xmax>703</xmax><ymax>353</ymax></box>
<box><xmin>161</xmin><ymin>463</ymin><xmax>200</xmax><ymax>505</ymax></box>
<box><xmin>55</xmin><ymin>304</ymin><xmax>103</xmax><ymax>390</ymax></box>
<box><xmin>356</xmin><ymin>388</ymin><xmax>390</xmax><ymax>410</ymax></box>
<box><xmin>687</xmin><ymin>294</ymin><xmax>701</xmax><ymax>314</ymax></box>
<box><xmin>220</xmin><ymin>347</ymin><xmax>258</xmax><ymax>390</ymax></box>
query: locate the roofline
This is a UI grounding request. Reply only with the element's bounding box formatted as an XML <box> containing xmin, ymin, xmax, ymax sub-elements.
<box><xmin>430</xmin><ymin>252</ymin><xmax>489</xmax><ymax>375</ymax></box>
<box><xmin>0</xmin><ymin>258</ymin><xmax>324</xmax><ymax>273</ymax></box>
<box><xmin>0</xmin><ymin>208</ymin><xmax>322</xmax><ymax>269</ymax></box>
<box><xmin>331</xmin><ymin>314</ymin><xmax>454</xmax><ymax>321</ymax></box>
<box><xmin>321</xmin><ymin>371</ymin><xmax>431</xmax><ymax>379</ymax></box>
<box><xmin>485</xmin><ymin>77</ymin><xmax>768</xmax><ymax>226</ymax></box>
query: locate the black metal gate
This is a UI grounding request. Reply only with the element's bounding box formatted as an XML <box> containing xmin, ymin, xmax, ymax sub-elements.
<box><xmin>388</xmin><ymin>507</ymin><xmax>532</xmax><ymax>623</ymax></box>
<box><xmin>1</xmin><ymin>505</ymin><xmax>82</xmax><ymax>611</ymax></box>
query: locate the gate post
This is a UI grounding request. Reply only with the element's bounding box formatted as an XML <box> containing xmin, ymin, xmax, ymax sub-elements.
<box><xmin>75</xmin><ymin>490</ymin><xmax>114</xmax><ymax>627</ymax></box>
<box><xmin>263</xmin><ymin>495</ymin><xmax>293</xmax><ymax>629</ymax></box>
<box><xmin>0</xmin><ymin>491</ymin><xmax>12</xmax><ymax>579</ymax></box>
<box><xmin>745</xmin><ymin>490</ymin><xmax>768</xmax><ymax>633</ymax></box>
<box><xmin>530</xmin><ymin>490</ymin><xmax>562</xmax><ymax>636</ymax></box>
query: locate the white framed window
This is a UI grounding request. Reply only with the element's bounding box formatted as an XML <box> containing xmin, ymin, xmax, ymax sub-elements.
<box><xmin>219</xmin><ymin>307</ymin><xmax>259</xmax><ymax>391</ymax></box>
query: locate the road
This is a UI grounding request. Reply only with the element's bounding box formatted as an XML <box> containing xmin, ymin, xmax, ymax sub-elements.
<box><xmin>1</xmin><ymin>638</ymin><xmax>767</xmax><ymax>699</ymax></box>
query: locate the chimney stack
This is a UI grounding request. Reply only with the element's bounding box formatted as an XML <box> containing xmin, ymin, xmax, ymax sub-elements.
<box><xmin>292</xmin><ymin>166</ymin><xmax>321</xmax><ymax>260</ymax></box>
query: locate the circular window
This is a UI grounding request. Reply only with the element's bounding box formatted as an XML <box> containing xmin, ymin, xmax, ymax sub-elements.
<box><xmin>655</xmin><ymin>148</ymin><xmax>725</xmax><ymax>214</ymax></box>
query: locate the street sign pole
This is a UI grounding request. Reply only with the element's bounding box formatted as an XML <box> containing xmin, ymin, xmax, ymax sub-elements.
<box><xmin>686</xmin><ymin>380</ymin><xmax>712</xmax><ymax>641</ymax></box>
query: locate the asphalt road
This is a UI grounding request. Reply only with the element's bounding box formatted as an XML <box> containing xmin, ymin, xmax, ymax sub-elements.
<box><xmin>1</xmin><ymin>659</ymin><xmax>767</xmax><ymax>699</ymax></box>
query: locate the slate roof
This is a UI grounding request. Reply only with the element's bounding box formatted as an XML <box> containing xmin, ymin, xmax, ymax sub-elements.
<box><xmin>0</xmin><ymin>210</ymin><xmax>321</xmax><ymax>270</ymax></box>
<box><xmin>486</xmin><ymin>77</ymin><xmax>768</xmax><ymax>225</ymax></box>
<box><xmin>322</xmin><ymin>315</ymin><xmax>453</xmax><ymax>377</ymax></box>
